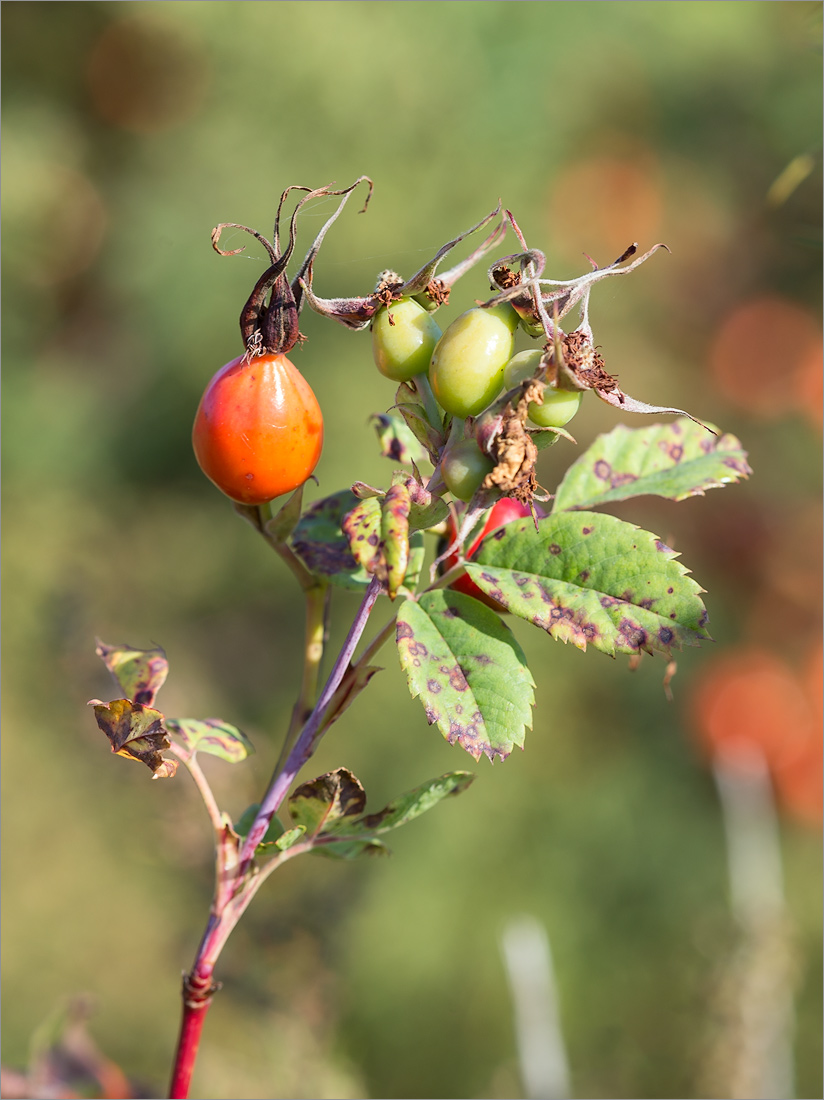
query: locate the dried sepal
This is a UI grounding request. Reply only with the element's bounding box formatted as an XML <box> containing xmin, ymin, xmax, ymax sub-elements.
<box><xmin>211</xmin><ymin>176</ymin><xmax>372</xmax><ymax>355</ymax></box>
<box><xmin>301</xmin><ymin>204</ymin><xmax>506</xmax><ymax>330</ymax></box>
<box><xmin>483</xmin><ymin>226</ymin><xmax>713</xmax><ymax>432</ymax></box>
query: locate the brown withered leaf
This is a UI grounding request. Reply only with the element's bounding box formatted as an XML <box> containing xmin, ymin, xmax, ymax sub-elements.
<box><xmin>289</xmin><ymin>768</ymin><xmax>367</xmax><ymax>836</ymax></box>
<box><xmin>88</xmin><ymin>698</ymin><xmax>178</xmax><ymax>779</ymax></box>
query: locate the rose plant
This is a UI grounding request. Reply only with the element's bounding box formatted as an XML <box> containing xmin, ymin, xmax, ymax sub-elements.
<box><xmin>88</xmin><ymin>177</ymin><xmax>752</xmax><ymax>1098</ymax></box>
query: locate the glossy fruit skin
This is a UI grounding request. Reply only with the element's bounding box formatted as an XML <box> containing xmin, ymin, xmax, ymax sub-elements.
<box><xmin>429</xmin><ymin>304</ymin><xmax>518</xmax><ymax>418</ymax></box>
<box><xmin>528</xmin><ymin>386</ymin><xmax>583</xmax><ymax>428</ymax></box>
<box><xmin>372</xmin><ymin>298</ymin><xmax>442</xmax><ymax>382</ymax></box>
<box><xmin>444</xmin><ymin>497</ymin><xmax>531</xmax><ymax>608</ymax></box>
<box><xmin>192</xmin><ymin>352</ymin><xmax>323</xmax><ymax>505</ymax></box>
<box><xmin>504</xmin><ymin>349</ymin><xmax>583</xmax><ymax>428</ymax></box>
<box><xmin>441</xmin><ymin>438</ymin><xmax>495</xmax><ymax>502</ymax></box>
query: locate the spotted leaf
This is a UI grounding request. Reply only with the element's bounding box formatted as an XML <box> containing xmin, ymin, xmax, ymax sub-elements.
<box><xmin>166</xmin><ymin>718</ymin><xmax>254</xmax><ymax>763</ymax></box>
<box><xmin>371</xmin><ymin>412</ymin><xmax>429</xmax><ymax>467</ymax></box>
<box><xmin>312</xmin><ymin>771</ymin><xmax>475</xmax><ymax>859</ymax></box>
<box><xmin>342</xmin><ymin>497</ymin><xmax>382</xmax><ymax>573</ymax></box>
<box><xmin>467</xmin><ymin>511</ymin><xmax>710</xmax><ymax>657</ymax></box>
<box><xmin>340</xmin><ymin>771</ymin><xmax>476</xmax><ymax>834</ymax></box>
<box><xmin>553</xmin><ymin>419</ymin><xmax>751</xmax><ymax>513</ymax></box>
<box><xmin>290</xmin><ymin>490</ymin><xmax>371</xmax><ymax>589</ymax></box>
<box><xmin>380</xmin><ymin>482</ymin><xmax>411</xmax><ymax>598</ymax></box>
<box><xmin>95</xmin><ymin>641</ymin><xmax>168</xmax><ymax>707</ymax></box>
<box><xmin>289</xmin><ymin>768</ymin><xmax>367</xmax><ymax>838</ymax></box>
<box><xmin>396</xmin><ymin>590</ymin><xmax>534</xmax><ymax>762</ymax></box>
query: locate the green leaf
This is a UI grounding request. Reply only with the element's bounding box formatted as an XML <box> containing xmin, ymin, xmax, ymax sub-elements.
<box><xmin>95</xmin><ymin>641</ymin><xmax>168</xmax><ymax>706</ymax></box>
<box><xmin>312</xmin><ymin>836</ymin><xmax>390</xmax><ymax>860</ymax></box>
<box><xmin>552</xmin><ymin>419</ymin><xmax>751</xmax><ymax>512</ymax></box>
<box><xmin>408</xmin><ymin>495</ymin><xmax>449</xmax><ymax>533</ymax></box>
<box><xmin>310</xmin><ymin>772</ymin><xmax>475</xmax><ymax>858</ymax></box>
<box><xmin>532</xmin><ymin>429</ymin><xmax>563</xmax><ymax>452</ymax></box>
<box><xmin>288</xmin><ymin>768</ymin><xmax>367</xmax><ymax>837</ymax></box>
<box><xmin>394</xmin><ymin>397</ymin><xmax>443</xmax><ymax>462</ymax></box>
<box><xmin>235</xmin><ymin>804</ymin><xmax>285</xmax><ymax>849</ymax></box>
<box><xmin>264</xmin><ymin>484</ymin><xmax>305</xmax><ymax>542</ymax></box>
<box><xmin>468</xmin><ymin>511</ymin><xmax>711</xmax><ymax>657</ymax></box>
<box><xmin>396</xmin><ymin>590</ymin><xmax>534</xmax><ymax>761</ymax></box>
<box><xmin>340</xmin><ymin>771</ymin><xmax>476</xmax><ymax>835</ymax></box>
<box><xmin>275</xmin><ymin>826</ymin><xmax>307</xmax><ymax>851</ymax></box>
<box><xmin>290</xmin><ymin>490</ymin><xmax>371</xmax><ymax>589</ymax></box>
<box><xmin>371</xmin><ymin>412</ymin><xmax>430</xmax><ymax>467</ymax></box>
<box><xmin>165</xmin><ymin>718</ymin><xmax>254</xmax><ymax>762</ymax></box>
<box><xmin>403</xmin><ymin>530</ymin><xmax>426</xmax><ymax>593</ymax></box>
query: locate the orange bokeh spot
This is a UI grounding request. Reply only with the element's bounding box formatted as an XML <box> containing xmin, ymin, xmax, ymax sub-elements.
<box><xmin>548</xmin><ymin>154</ymin><xmax>662</xmax><ymax>263</ymax></box>
<box><xmin>794</xmin><ymin>335</ymin><xmax>823</xmax><ymax>431</ymax></box>
<box><xmin>708</xmin><ymin>297</ymin><xmax>822</xmax><ymax>420</ymax></box>
<box><xmin>690</xmin><ymin>647</ymin><xmax>822</xmax><ymax>825</ymax></box>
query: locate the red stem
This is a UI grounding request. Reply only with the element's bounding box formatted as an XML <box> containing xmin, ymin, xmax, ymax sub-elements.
<box><xmin>168</xmin><ymin>1002</ymin><xmax>210</xmax><ymax>1097</ymax></box>
<box><xmin>166</xmin><ymin>577</ymin><xmax>383</xmax><ymax>1097</ymax></box>
<box><xmin>168</xmin><ymin>964</ymin><xmax>218</xmax><ymax>1099</ymax></box>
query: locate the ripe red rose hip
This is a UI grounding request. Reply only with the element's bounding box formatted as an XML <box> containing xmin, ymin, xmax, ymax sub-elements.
<box><xmin>444</xmin><ymin>497</ymin><xmax>532</xmax><ymax>608</ymax></box>
<box><xmin>193</xmin><ymin>352</ymin><xmax>323</xmax><ymax>505</ymax></box>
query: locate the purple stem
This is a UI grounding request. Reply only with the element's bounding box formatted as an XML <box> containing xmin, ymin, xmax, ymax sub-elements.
<box><xmin>237</xmin><ymin>576</ymin><xmax>382</xmax><ymax>868</ymax></box>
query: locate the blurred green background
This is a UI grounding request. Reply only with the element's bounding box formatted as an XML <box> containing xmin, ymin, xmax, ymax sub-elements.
<box><xmin>2</xmin><ymin>2</ymin><xmax>821</xmax><ymax>1098</ymax></box>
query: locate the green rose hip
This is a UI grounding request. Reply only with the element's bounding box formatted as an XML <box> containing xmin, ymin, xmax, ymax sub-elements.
<box><xmin>503</xmin><ymin>349</ymin><xmax>583</xmax><ymax>428</ymax></box>
<box><xmin>429</xmin><ymin>304</ymin><xmax>518</xmax><ymax>418</ymax></box>
<box><xmin>372</xmin><ymin>298</ymin><xmax>442</xmax><ymax>382</ymax></box>
<box><xmin>441</xmin><ymin>438</ymin><xmax>495</xmax><ymax>501</ymax></box>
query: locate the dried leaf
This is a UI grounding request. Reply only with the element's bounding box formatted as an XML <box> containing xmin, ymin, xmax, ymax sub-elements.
<box><xmin>88</xmin><ymin>698</ymin><xmax>177</xmax><ymax>779</ymax></box>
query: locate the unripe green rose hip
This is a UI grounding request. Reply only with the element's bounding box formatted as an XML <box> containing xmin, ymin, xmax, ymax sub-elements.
<box><xmin>441</xmin><ymin>438</ymin><xmax>495</xmax><ymax>501</ymax></box>
<box><xmin>504</xmin><ymin>348</ymin><xmax>583</xmax><ymax>428</ymax></box>
<box><xmin>429</xmin><ymin>304</ymin><xmax>518</xmax><ymax>418</ymax></box>
<box><xmin>372</xmin><ymin>298</ymin><xmax>442</xmax><ymax>382</ymax></box>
